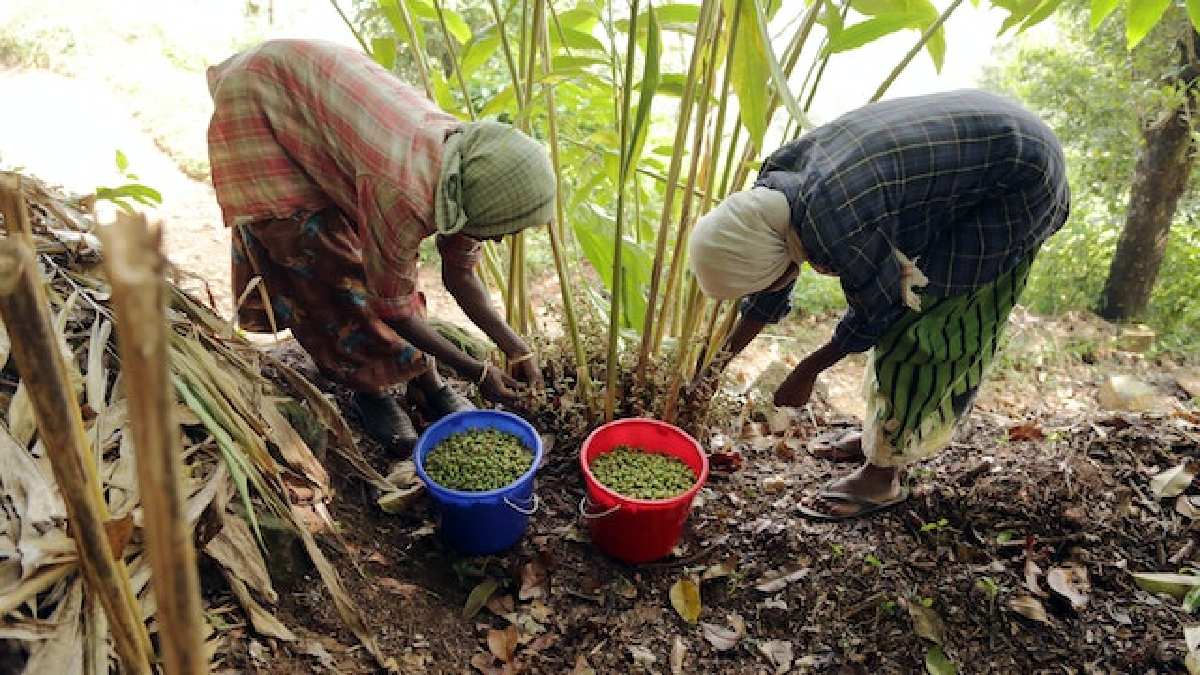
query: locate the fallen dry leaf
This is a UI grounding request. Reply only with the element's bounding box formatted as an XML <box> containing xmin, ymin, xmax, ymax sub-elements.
<box><xmin>670</xmin><ymin>578</ymin><xmax>701</xmax><ymax>623</ymax></box>
<box><xmin>103</xmin><ymin>513</ymin><xmax>135</xmax><ymax>560</ymax></box>
<box><xmin>470</xmin><ymin>652</ymin><xmax>510</xmax><ymax>675</ymax></box>
<box><xmin>528</xmin><ymin>598</ymin><xmax>553</xmax><ymax>623</ymax></box>
<box><xmin>903</xmin><ymin>597</ymin><xmax>945</xmax><ymax>645</ymax></box>
<box><xmin>519</xmin><ymin>560</ymin><xmax>548</xmax><ymax>601</ymax></box>
<box><xmin>377</xmin><ymin>578</ymin><xmax>422</xmax><ymax>599</ymax></box>
<box><xmin>1024</xmin><ymin>559</ymin><xmax>1046</xmax><ymax>598</ymax></box>
<box><xmin>487</xmin><ymin>593</ymin><xmax>516</xmax><ymax>621</ymax></box>
<box><xmin>1008</xmin><ymin>595</ymin><xmax>1050</xmax><ymax>623</ymax></box>
<box><xmin>701</xmin><ymin>559</ymin><xmax>736</xmax><ymax>582</ymax></box>
<box><xmin>1178</xmin><ymin>496</ymin><xmax>1200</xmax><ymax>519</ymax></box>
<box><xmin>611</xmin><ymin>577</ymin><xmax>638</xmax><ymax>600</ymax></box>
<box><xmin>701</xmin><ymin>613</ymin><xmax>746</xmax><ymax>652</ymax></box>
<box><xmin>758</xmin><ymin>639</ymin><xmax>794</xmax><ymax>674</ymax></box>
<box><xmin>487</xmin><ymin>626</ymin><xmax>519</xmax><ymax>663</ymax></box>
<box><xmin>755</xmin><ymin>567</ymin><xmax>808</xmax><ymax>593</ymax></box>
<box><xmin>670</xmin><ymin>636</ymin><xmax>687</xmax><ymax>674</ymax></box>
<box><xmin>628</xmin><ymin>645</ymin><xmax>656</xmax><ymax>666</ymax></box>
<box><xmin>463</xmin><ymin>578</ymin><xmax>501</xmax><ymax>620</ymax></box>
<box><xmin>1046</xmin><ymin>564</ymin><xmax>1090</xmax><ymax>610</ymax></box>
<box><xmin>1007</xmin><ymin>422</ymin><xmax>1045</xmax><ymax>442</ymax></box>
<box><xmin>1151</xmin><ymin>461</ymin><xmax>1199</xmax><ymax>499</ymax></box>
<box><xmin>571</xmin><ymin>654</ymin><xmax>596</xmax><ymax>675</ymax></box>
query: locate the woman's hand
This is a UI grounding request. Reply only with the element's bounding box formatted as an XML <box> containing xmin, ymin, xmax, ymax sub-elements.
<box><xmin>478</xmin><ymin>365</ymin><xmax>526</xmax><ymax>407</ymax></box>
<box><xmin>508</xmin><ymin>352</ymin><xmax>544</xmax><ymax>391</ymax></box>
<box><xmin>773</xmin><ymin>360</ymin><xmax>820</xmax><ymax>408</ymax></box>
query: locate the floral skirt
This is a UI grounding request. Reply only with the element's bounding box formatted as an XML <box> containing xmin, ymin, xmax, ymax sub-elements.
<box><xmin>231</xmin><ymin>207</ymin><xmax>429</xmax><ymax>393</ymax></box>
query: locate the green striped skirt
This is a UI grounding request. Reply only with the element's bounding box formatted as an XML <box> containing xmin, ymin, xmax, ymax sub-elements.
<box><xmin>861</xmin><ymin>255</ymin><xmax>1034</xmax><ymax>467</ymax></box>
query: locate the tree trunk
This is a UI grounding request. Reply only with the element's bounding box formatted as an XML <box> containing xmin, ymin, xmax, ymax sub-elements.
<box><xmin>1099</xmin><ymin>32</ymin><xmax>1199</xmax><ymax>321</ymax></box>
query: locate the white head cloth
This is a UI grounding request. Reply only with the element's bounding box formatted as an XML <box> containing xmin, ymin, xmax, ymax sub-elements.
<box><xmin>688</xmin><ymin>188</ymin><xmax>795</xmax><ymax>300</ymax></box>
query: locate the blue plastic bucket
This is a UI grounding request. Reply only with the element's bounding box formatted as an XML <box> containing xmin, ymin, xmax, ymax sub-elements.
<box><xmin>414</xmin><ymin>410</ymin><xmax>543</xmax><ymax>555</ymax></box>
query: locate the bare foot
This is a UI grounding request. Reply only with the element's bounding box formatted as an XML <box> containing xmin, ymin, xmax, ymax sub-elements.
<box><xmin>809</xmin><ymin>431</ymin><xmax>867</xmax><ymax>462</ymax></box>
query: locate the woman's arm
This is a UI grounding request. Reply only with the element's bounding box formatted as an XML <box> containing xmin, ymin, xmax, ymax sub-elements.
<box><xmin>773</xmin><ymin>339</ymin><xmax>851</xmax><ymax>408</ymax></box>
<box><xmin>686</xmin><ymin>314</ymin><xmax>768</xmax><ymax>404</ymax></box>
<box><xmin>442</xmin><ymin>259</ymin><xmax>543</xmax><ymax>389</ymax></box>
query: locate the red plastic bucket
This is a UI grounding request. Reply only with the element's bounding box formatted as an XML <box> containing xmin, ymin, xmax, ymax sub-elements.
<box><xmin>579</xmin><ymin>418</ymin><xmax>709</xmax><ymax>564</ymax></box>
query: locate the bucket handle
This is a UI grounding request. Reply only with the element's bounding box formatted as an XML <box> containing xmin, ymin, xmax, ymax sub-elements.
<box><xmin>578</xmin><ymin>495</ymin><xmax>621</xmax><ymax>520</ymax></box>
<box><xmin>504</xmin><ymin>494</ymin><xmax>540</xmax><ymax>516</ymax></box>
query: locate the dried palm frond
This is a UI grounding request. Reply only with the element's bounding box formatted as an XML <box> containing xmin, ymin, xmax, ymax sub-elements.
<box><xmin>0</xmin><ymin>173</ymin><xmax>397</xmax><ymax>672</ymax></box>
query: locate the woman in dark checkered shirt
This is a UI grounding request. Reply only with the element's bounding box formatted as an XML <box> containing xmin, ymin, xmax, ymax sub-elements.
<box><xmin>688</xmin><ymin>90</ymin><xmax>1069</xmax><ymax>520</ymax></box>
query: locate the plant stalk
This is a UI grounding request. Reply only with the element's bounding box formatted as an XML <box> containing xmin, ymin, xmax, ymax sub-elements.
<box><xmin>653</xmin><ymin>5</ymin><xmax>724</xmax><ymax>353</ymax></box>
<box><xmin>870</xmin><ymin>0</ymin><xmax>965</xmax><ymax>102</ymax></box>
<box><xmin>434</xmin><ymin>0</ymin><xmax>478</xmax><ymax>119</ymax></box>
<box><xmin>605</xmin><ymin>0</ymin><xmax>640</xmax><ymax>421</ymax></box>
<box><xmin>635</xmin><ymin>0</ymin><xmax>719</xmax><ymax>379</ymax></box>
<box><xmin>537</xmin><ymin>8</ymin><xmax>594</xmax><ymax>412</ymax></box>
<box><xmin>100</xmin><ymin>213</ymin><xmax>208</xmax><ymax>675</ymax></box>
<box><xmin>0</xmin><ymin>236</ymin><xmax>153</xmax><ymax>675</ymax></box>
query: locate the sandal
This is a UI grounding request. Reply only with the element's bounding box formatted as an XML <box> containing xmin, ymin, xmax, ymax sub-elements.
<box><xmin>809</xmin><ymin>431</ymin><xmax>866</xmax><ymax>463</ymax></box>
<box><xmin>797</xmin><ymin>487</ymin><xmax>910</xmax><ymax>522</ymax></box>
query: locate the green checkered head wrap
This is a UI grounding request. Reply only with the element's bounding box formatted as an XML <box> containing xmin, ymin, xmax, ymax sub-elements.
<box><xmin>435</xmin><ymin>120</ymin><xmax>556</xmax><ymax>239</ymax></box>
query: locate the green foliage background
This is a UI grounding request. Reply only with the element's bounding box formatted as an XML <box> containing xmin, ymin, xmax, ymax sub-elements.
<box><xmin>984</xmin><ymin>3</ymin><xmax>1200</xmax><ymax>351</ymax></box>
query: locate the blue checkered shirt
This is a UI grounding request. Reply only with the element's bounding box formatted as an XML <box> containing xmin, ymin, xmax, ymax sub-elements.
<box><xmin>742</xmin><ymin>89</ymin><xmax>1070</xmax><ymax>352</ymax></box>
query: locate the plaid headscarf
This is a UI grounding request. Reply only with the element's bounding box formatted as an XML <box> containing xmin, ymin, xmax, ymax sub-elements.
<box><xmin>435</xmin><ymin>120</ymin><xmax>556</xmax><ymax>239</ymax></box>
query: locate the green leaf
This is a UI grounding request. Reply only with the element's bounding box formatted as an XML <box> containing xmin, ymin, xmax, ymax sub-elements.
<box><xmin>819</xmin><ymin>0</ymin><xmax>846</xmax><ymax>33</ymax></box>
<box><xmin>440</xmin><ymin>6</ymin><xmax>473</xmax><ymax>44</ymax></box>
<box><xmin>1089</xmin><ymin>0</ymin><xmax>1120</xmax><ymax>29</ymax></box>
<box><xmin>429</xmin><ymin>69</ymin><xmax>459</xmax><ymax>116</ymax></box>
<box><xmin>825</xmin><ymin>12</ymin><xmax>927</xmax><ymax>54</ymax></box>
<box><xmin>480</xmin><ymin>84</ymin><xmax>517</xmax><ymax>118</ymax></box>
<box><xmin>851</xmin><ymin>0</ymin><xmax>906</xmax><ymax>15</ymax></box>
<box><xmin>572</xmin><ymin>213</ymin><xmax>654</xmax><ymax>330</ymax></box>
<box><xmin>461</xmin><ymin>31</ymin><xmax>500</xmax><ymax>78</ymax></box>
<box><xmin>381</xmin><ymin>0</ymin><xmax>425</xmax><ymax>51</ymax></box>
<box><xmin>623</xmin><ymin>2</ymin><xmax>661</xmax><ymax>182</ymax></box>
<box><xmin>1016</xmin><ymin>0</ymin><xmax>1066</xmax><ymax>33</ymax></box>
<box><xmin>925</xmin><ymin>24</ymin><xmax>947</xmax><ymax>71</ymax></box>
<box><xmin>1189</xmin><ymin>0</ymin><xmax>1200</xmax><ymax>30</ymax></box>
<box><xmin>1185</xmin><ymin>585</ymin><xmax>1200</xmax><ymax>613</ymax></box>
<box><xmin>371</xmin><ymin>37</ymin><xmax>398</xmax><ymax>70</ymax></box>
<box><xmin>1126</xmin><ymin>0</ymin><xmax>1171</xmax><ymax>49</ymax></box>
<box><xmin>616</xmin><ymin>3</ymin><xmax>702</xmax><ymax>34</ymax></box>
<box><xmin>552</xmin><ymin>55</ymin><xmax>609</xmax><ymax>71</ymax></box>
<box><xmin>462</xmin><ymin>578</ymin><xmax>500</xmax><ymax>619</ymax></box>
<box><xmin>751</xmin><ymin>0</ymin><xmax>806</xmax><ymax>127</ymax></box>
<box><xmin>558</xmin><ymin>7</ymin><xmax>601</xmax><ymax>30</ymax></box>
<box><xmin>925</xmin><ymin>645</ymin><xmax>958</xmax><ymax>675</ymax></box>
<box><xmin>552</xmin><ymin>27</ymin><xmax>609</xmax><ymax>52</ymax></box>
<box><xmin>114</xmin><ymin>149</ymin><xmax>128</xmax><ymax>174</ymax></box>
<box><xmin>96</xmin><ymin>184</ymin><xmax>163</xmax><ymax>206</ymax></box>
<box><xmin>725</xmin><ymin>0</ymin><xmax>773</xmax><ymax>148</ymax></box>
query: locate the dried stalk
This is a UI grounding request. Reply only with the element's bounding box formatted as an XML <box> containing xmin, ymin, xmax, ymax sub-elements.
<box><xmin>0</xmin><ymin>236</ymin><xmax>153</xmax><ymax>675</ymax></box>
<box><xmin>653</xmin><ymin>4</ymin><xmax>725</xmax><ymax>353</ymax></box>
<box><xmin>100</xmin><ymin>212</ymin><xmax>208</xmax><ymax>675</ymax></box>
<box><xmin>537</xmin><ymin>0</ymin><xmax>594</xmax><ymax>411</ymax></box>
<box><xmin>635</xmin><ymin>0</ymin><xmax>720</xmax><ymax>379</ymax></box>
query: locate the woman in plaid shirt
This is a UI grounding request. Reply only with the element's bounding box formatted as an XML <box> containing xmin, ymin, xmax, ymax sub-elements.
<box><xmin>688</xmin><ymin>90</ymin><xmax>1069</xmax><ymax>520</ymax></box>
<box><xmin>208</xmin><ymin>40</ymin><xmax>555</xmax><ymax>453</ymax></box>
